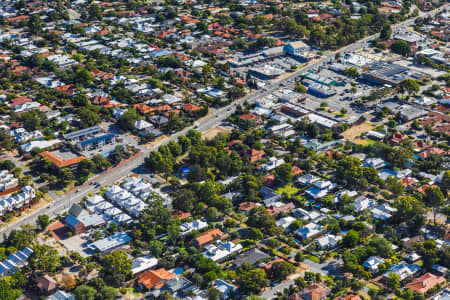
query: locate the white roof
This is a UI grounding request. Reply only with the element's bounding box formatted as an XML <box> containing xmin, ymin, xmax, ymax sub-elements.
<box><xmin>131</xmin><ymin>256</ymin><xmax>158</xmax><ymax>274</ymax></box>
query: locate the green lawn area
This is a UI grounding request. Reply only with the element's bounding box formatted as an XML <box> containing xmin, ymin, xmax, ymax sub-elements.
<box><xmin>306</xmin><ymin>254</ymin><xmax>320</xmax><ymax>263</ymax></box>
<box><xmin>366</xmin><ymin>283</ymin><xmax>381</xmax><ymax>291</ymax></box>
<box><xmin>276</xmin><ymin>184</ymin><xmax>299</xmax><ymax>197</ymax></box>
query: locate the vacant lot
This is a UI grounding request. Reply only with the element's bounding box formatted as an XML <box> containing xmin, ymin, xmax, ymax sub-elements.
<box><xmin>202</xmin><ymin>126</ymin><xmax>230</xmax><ymax>140</ymax></box>
<box><xmin>341</xmin><ymin>122</ymin><xmax>374</xmax><ymax>141</ymax></box>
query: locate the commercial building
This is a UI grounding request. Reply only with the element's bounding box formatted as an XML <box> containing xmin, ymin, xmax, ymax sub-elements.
<box><xmin>40</xmin><ymin>149</ymin><xmax>86</xmax><ymax>170</ymax></box>
<box><xmin>303</xmin><ymin>80</ymin><xmax>336</xmax><ymax>98</ymax></box>
<box><xmin>281</xmin><ymin>103</ymin><xmax>309</xmax><ymax>118</ymax></box>
<box><xmin>362</xmin><ymin>61</ymin><xmax>427</xmax><ymax>87</ymax></box>
<box><xmin>76</xmin><ymin>133</ymin><xmax>116</xmax><ymax>151</ymax></box>
<box><xmin>305</xmin><ymin>72</ymin><xmax>337</xmax><ymax>86</ymax></box>
<box><xmin>249</xmin><ymin>64</ymin><xmax>284</xmax><ymax>80</ymax></box>
<box><xmin>63</xmin><ymin>126</ymin><xmax>103</xmax><ymax>142</ymax></box>
<box><xmin>283</xmin><ymin>41</ymin><xmax>310</xmax><ymax>55</ymax></box>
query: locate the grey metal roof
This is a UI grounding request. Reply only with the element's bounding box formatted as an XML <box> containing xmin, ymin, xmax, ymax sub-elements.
<box><xmin>63</xmin><ymin>125</ymin><xmax>102</xmax><ymax>140</ymax></box>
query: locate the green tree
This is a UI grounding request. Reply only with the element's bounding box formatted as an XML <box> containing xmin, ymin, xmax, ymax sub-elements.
<box><xmin>28</xmin><ymin>14</ymin><xmax>42</xmax><ymax>35</ymax></box>
<box><xmin>369</xmin><ymin>237</ymin><xmax>394</xmax><ymax>258</ymax></box>
<box><xmin>173</xmin><ymin>189</ymin><xmax>196</xmax><ymax>212</ymax></box>
<box><xmin>248</xmin><ymin>228</ymin><xmax>263</xmax><ymax>241</ymax></box>
<box><xmin>186</xmin><ymin>130</ymin><xmax>202</xmax><ymax>146</ymax></box>
<box><xmin>343</xmin><ymin>230</ymin><xmax>360</xmax><ymax>248</ymax></box>
<box><xmin>425</xmin><ymin>186</ymin><xmax>445</xmax><ymax>226</ymax></box>
<box><xmin>74</xmin><ymin>285</ymin><xmax>97</xmax><ymax>300</ymax></box>
<box><xmin>29</xmin><ymin>244</ymin><xmax>61</xmax><ymax>273</ymax></box>
<box><xmin>101</xmin><ymin>286</ymin><xmax>117</xmax><ymax>300</ymax></box>
<box><xmin>276</xmin><ymin>163</ymin><xmax>293</xmax><ymax>182</ymax></box>
<box><xmin>343</xmin><ymin>67</ymin><xmax>359</xmax><ymax>78</ymax></box>
<box><xmin>28</xmin><ymin>53</ymin><xmax>45</xmax><ymax>68</ymax></box>
<box><xmin>294</xmin><ymin>84</ymin><xmax>307</xmax><ymax>93</ymax></box>
<box><xmin>100</xmin><ymin>250</ymin><xmax>132</xmax><ymax>287</ymax></box>
<box><xmin>7</xmin><ymin>225</ymin><xmax>36</xmax><ymax>249</ymax></box>
<box><xmin>385</xmin><ymin>176</ymin><xmax>405</xmax><ymax>197</ymax></box>
<box><xmin>271</xmin><ymin>261</ymin><xmax>295</xmax><ymax>281</ymax></box>
<box><xmin>441</xmin><ymin>170</ymin><xmax>450</xmax><ymax>194</ymax></box>
<box><xmin>390</xmin><ymin>40</ymin><xmax>411</xmax><ymax>56</ymax></box>
<box><xmin>398</xmin><ymin>79</ymin><xmax>419</xmax><ymax>96</ymax></box>
<box><xmin>380</xmin><ymin>24</ymin><xmax>392</xmax><ymax>40</ymax></box>
<box><xmin>0</xmin><ymin>280</ymin><xmax>21</xmax><ymax>300</ymax></box>
<box><xmin>37</xmin><ymin>215</ymin><xmax>50</xmax><ymax>231</ymax></box>
<box><xmin>117</xmin><ymin>109</ymin><xmax>140</xmax><ymax>131</ymax></box>
<box><xmin>205</xmin><ymin>207</ymin><xmax>219</xmax><ymax>222</ymax></box>
<box><xmin>206</xmin><ymin>288</ymin><xmax>221</xmax><ymax>300</ymax></box>
<box><xmin>386</xmin><ymin>147</ymin><xmax>413</xmax><ymax>168</ymax></box>
<box><xmin>72</xmin><ymin>67</ymin><xmax>93</xmax><ymax>85</ymax></box>
<box><xmin>77</xmin><ymin>108</ymin><xmax>101</xmax><ymax>127</ymax></box>
<box><xmin>177</xmin><ymin>136</ymin><xmax>191</xmax><ymax>153</ymax></box>
<box><xmin>91</xmin><ymin>154</ymin><xmax>111</xmax><ymax>172</ymax></box>
<box><xmin>237</xmin><ymin>264</ymin><xmax>269</xmax><ymax>294</ymax></box>
<box><xmin>88</xmin><ymin>4</ymin><xmax>103</xmax><ymax>21</ymax></box>
<box><xmin>387</xmin><ymin>273</ymin><xmax>400</xmax><ymax>291</ymax></box>
<box><xmin>265</xmin><ymin>239</ymin><xmax>281</xmax><ymax>249</ymax></box>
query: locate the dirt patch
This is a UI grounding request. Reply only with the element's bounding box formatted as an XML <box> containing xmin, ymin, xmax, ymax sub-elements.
<box><xmin>48</xmin><ymin>220</ymin><xmax>68</xmax><ymax>240</ymax></box>
<box><xmin>341</xmin><ymin>122</ymin><xmax>374</xmax><ymax>141</ymax></box>
<box><xmin>202</xmin><ymin>126</ymin><xmax>231</xmax><ymax>140</ymax></box>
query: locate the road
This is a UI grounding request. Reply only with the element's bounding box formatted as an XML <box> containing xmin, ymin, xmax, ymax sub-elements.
<box><xmin>0</xmin><ymin>4</ymin><xmax>447</xmax><ymax>240</ymax></box>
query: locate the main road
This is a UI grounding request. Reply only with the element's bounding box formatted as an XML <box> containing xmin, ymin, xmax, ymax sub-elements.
<box><xmin>0</xmin><ymin>4</ymin><xmax>447</xmax><ymax>240</ymax></box>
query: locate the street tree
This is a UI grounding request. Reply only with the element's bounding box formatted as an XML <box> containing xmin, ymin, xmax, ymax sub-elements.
<box><xmin>37</xmin><ymin>215</ymin><xmax>50</xmax><ymax>231</ymax></box>
<box><xmin>425</xmin><ymin>186</ymin><xmax>445</xmax><ymax>226</ymax></box>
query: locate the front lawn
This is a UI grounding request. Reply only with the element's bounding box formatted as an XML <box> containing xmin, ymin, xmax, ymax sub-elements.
<box><xmin>276</xmin><ymin>184</ymin><xmax>299</xmax><ymax>197</ymax></box>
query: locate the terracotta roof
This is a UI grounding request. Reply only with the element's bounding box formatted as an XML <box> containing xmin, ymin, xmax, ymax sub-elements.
<box><xmin>391</xmin><ymin>132</ymin><xmax>408</xmax><ymax>143</ymax></box>
<box><xmin>418</xmin><ymin>147</ymin><xmax>448</xmax><ymax>159</ymax></box>
<box><xmin>401</xmin><ymin>177</ymin><xmax>417</xmax><ymax>187</ymax></box>
<box><xmin>138</xmin><ymin>268</ymin><xmax>175</xmax><ymax>290</ymax></box>
<box><xmin>9</xmin><ymin>96</ymin><xmax>32</xmax><ymax>107</ymax></box>
<box><xmin>248</xmin><ymin>149</ymin><xmax>265</xmax><ymax>162</ymax></box>
<box><xmin>193</xmin><ymin>228</ymin><xmax>223</xmax><ymax>247</ymax></box>
<box><xmin>239</xmin><ymin>202</ymin><xmax>259</xmax><ymax>212</ymax></box>
<box><xmin>240</xmin><ymin>113</ymin><xmax>260</xmax><ymax>121</ymax></box>
<box><xmin>133</xmin><ymin>103</ymin><xmax>152</xmax><ymax>115</ymax></box>
<box><xmin>36</xmin><ymin>275</ymin><xmax>57</xmax><ymax>293</ymax></box>
<box><xmin>40</xmin><ymin>151</ymin><xmax>85</xmax><ymax>169</ymax></box>
<box><xmin>182</xmin><ymin>104</ymin><xmax>201</xmax><ymax>112</ymax></box>
<box><xmin>405</xmin><ymin>273</ymin><xmax>445</xmax><ymax>293</ymax></box>
<box><xmin>173</xmin><ymin>210</ymin><xmax>192</xmax><ymax>220</ymax></box>
<box><xmin>291</xmin><ymin>283</ymin><xmax>331</xmax><ymax>300</ymax></box>
<box><xmin>416</xmin><ymin>184</ymin><xmax>438</xmax><ymax>194</ymax></box>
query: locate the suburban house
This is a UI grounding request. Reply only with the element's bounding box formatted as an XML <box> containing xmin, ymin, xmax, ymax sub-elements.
<box><xmin>405</xmin><ymin>273</ymin><xmax>445</xmax><ymax>293</ymax></box>
<box><xmin>36</xmin><ymin>275</ymin><xmax>58</xmax><ymax>295</ymax></box>
<box><xmin>305</xmin><ymin>180</ymin><xmax>335</xmax><ymax>199</ymax></box>
<box><xmin>138</xmin><ymin>268</ymin><xmax>176</xmax><ymax>290</ymax></box>
<box><xmin>131</xmin><ymin>256</ymin><xmax>159</xmax><ymax>275</ymax></box>
<box><xmin>192</xmin><ymin>228</ymin><xmax>224</xmax><ymax>248</ymax></box>
<box><xmin>290</xmin><ymin>283</ymin><xmax>331</xmax><ymax>300</ymax></box>
<box><xmin>363</xmin><ymin>256</ymin><xmax>385</xmax><ymax>274</ymax></box>
<box><xmin>232</xmin><ymin>248</ymin><xmax>269</xmax><ymax>267</ymax></box>
<box><xmin>383</xmin><ymin>262</ymin><xmax>421</xmax><ymax>281</ymax></box>
<box><xmin>295</xmin><ymin>223</ymin><xmax>324</xmax><ymax>240</ymax></box>
<box><xmin>314</xmin><ymin>234</ymin><xmax>341</xmax><ymax>250</ymax></box>
<box><xmin>203</xmin><ymin>241</ymin><xmax>243</xmax><ymax>262</ymax></box>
